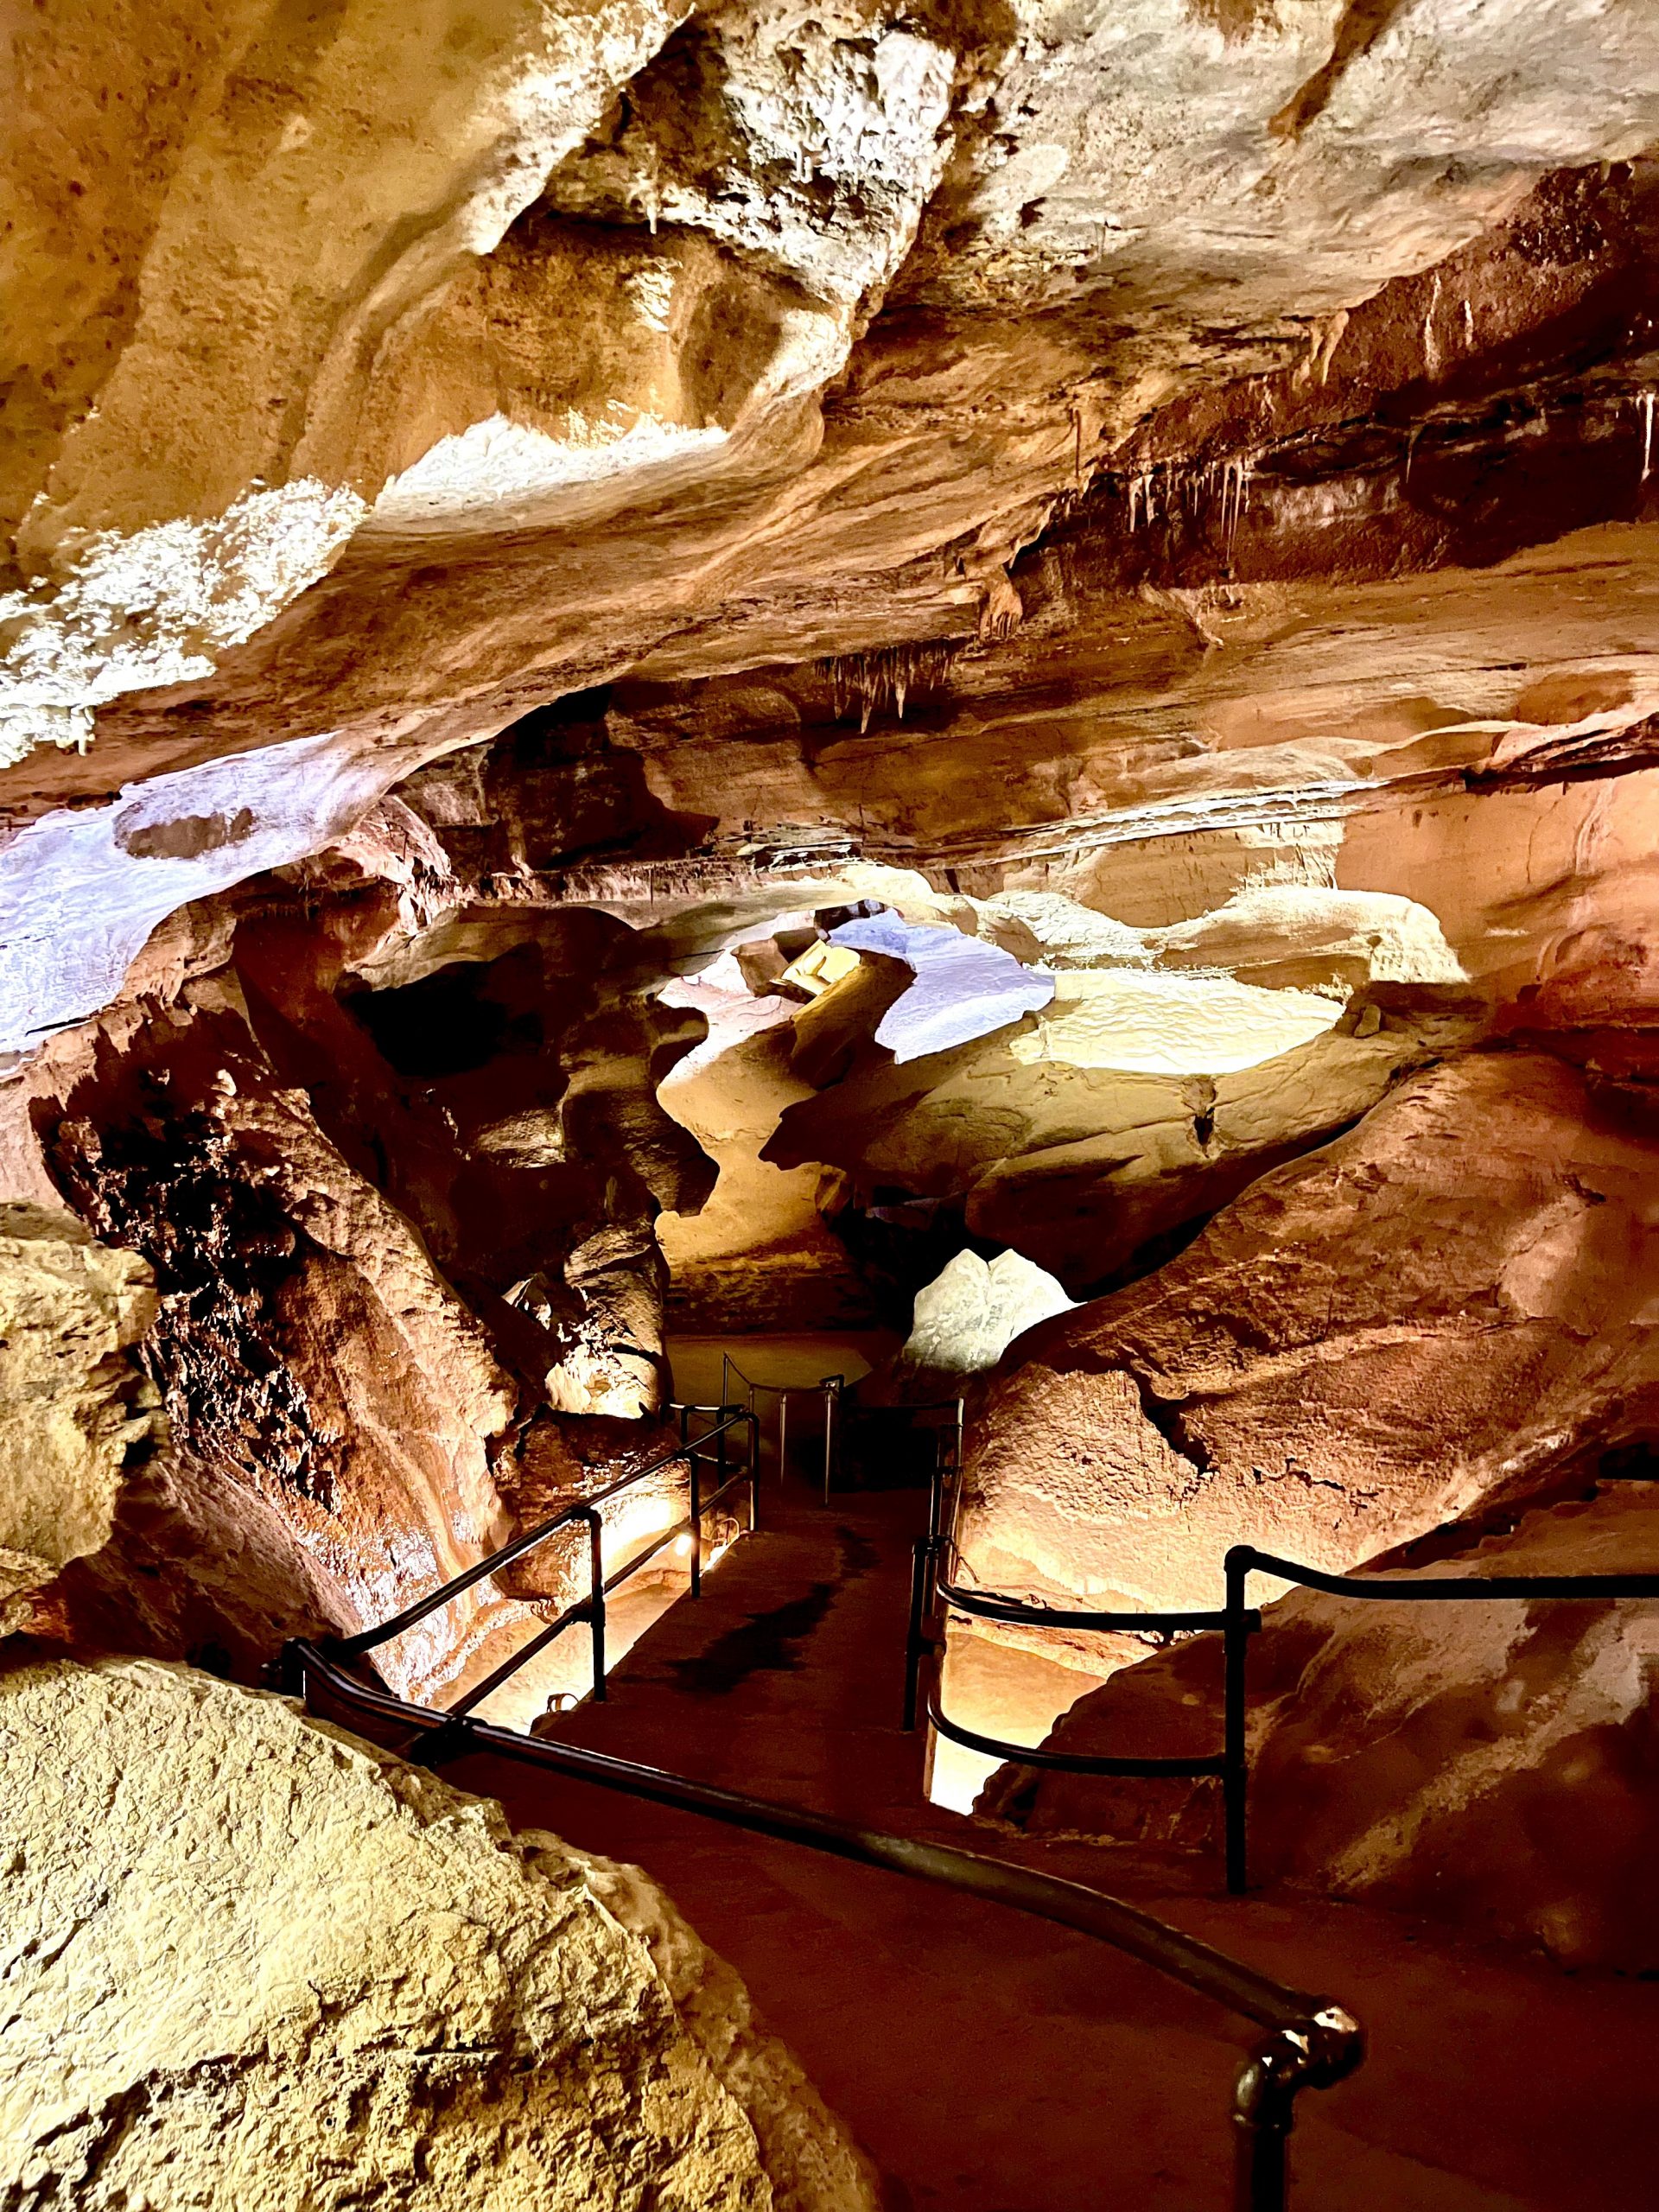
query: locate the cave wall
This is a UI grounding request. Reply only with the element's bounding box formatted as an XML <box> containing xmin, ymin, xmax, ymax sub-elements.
<box><xmin>5</xmin><ymin>0</ymin><xmax>1659</xmax><ymax>1984</ymax></box>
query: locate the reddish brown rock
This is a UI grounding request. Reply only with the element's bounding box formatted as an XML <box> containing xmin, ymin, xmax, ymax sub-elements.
<box><xmin>957</xmin><ymin>1051</ymin><xmax>1659</xmax><ymax>1615</ymax></box>
<box><xmin>980</xmin><ymin>1488</ymin><xmax>1659</xmax><ymax>1970</ymax></box>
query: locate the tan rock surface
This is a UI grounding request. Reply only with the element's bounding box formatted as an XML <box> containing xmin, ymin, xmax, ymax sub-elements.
<box><xmin>655</xmin><ymin>955</ymin><xmax>872</xmax><ymax>1331</ymax></box>
<box><xmin>957</xmin><ymin>1051</ymin><xmax>1659</xmax><ymax>1615</ymax></box>
<box><xmin>981</xmin><ymin>1489</ymin><xmax>1659</xmax><ymax>1970</ymax></box>
<box><xmin>770</xmin><ymin>946</ymin><xmax>1481</xmax><ymax>1294</ymax></box>
<box><xmin>0</xmin><ymin>1649</ymin><xmax>880</xmax><ymax>2212</ymax></box>
<box><xmin>0</xmin><ymin>1204</ymin><xmax>158</xmax><ymax>1624</ymax></box>
<box><xmin>6</xmin><ymin>22</ymin><xmax>1659</xmax><ymax>1074</ymax></box>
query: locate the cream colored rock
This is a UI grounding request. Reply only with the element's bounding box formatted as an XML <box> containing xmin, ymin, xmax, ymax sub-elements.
<box><xmin>898</xmin><ymin>1249</ymin><xmax>1075</xmax><ymax>1382</ymax></box>
<box><xmin>769</xmin><ymin>964</ymin><xmax>1478</xmax><ymax>1293</ymax></box>
<box><xmin>654</xmin><ymin>954</ymin><xmax>870</xmax><ymax>1330</ymax></box>
<box><xmin>959</xmin><ymin>1052</ymin><xmax>1659</xmax><ymax>1614</ymax></box>
<box><xmin>0</xmin><ymin>1652</ymin><xmax>879</xmax><ymax>2210</ymax></box>
<box><xmin>0</xmin><ymin>1205</ymin><xmax>157</xmax><ymax>1624</ymax></box>
<box><xmin>982</xmin><ymin>1489</ymin><xmax>1659</xmax><ymax>1970</ymax></box>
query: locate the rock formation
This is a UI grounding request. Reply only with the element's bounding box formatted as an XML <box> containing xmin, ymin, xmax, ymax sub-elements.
<box><xmin>888</xmin><ymin>1248</ymin><xmax>1076</xmax><ymax>1394</ymax></box>
<box><xmin>955</xmin><ymin>1050</ymin><xmax>1659</xmax><ymax>1618</ymax></box>
<box><xmin>0</xmin><ymin>1648</ymin><xmax>880</xmax><ymax>2210</ymax></box>
<box><xmin>6</xmin><ymin>0</ymin><xmax>1659</xmax><ymax>2048</ymax></box>
<box><xmin>0</xmin><ymin>1205</ymin><xmax>159</xmax><ymax>1626</ymax></box>
<box><xmin>979</xmin><ymin>1489</ymin><xmax>1659</xmax><ymax>1973</ymax></box>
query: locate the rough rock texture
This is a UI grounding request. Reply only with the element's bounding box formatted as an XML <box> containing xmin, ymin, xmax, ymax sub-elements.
<box><xmin>7</xmin><ymin>10</ymin><xmax>1659</xmax><ymax>1067</ymax></box>
<box><xmin>887</xmin><ymin>1248</ymin><xmax>1075</xmax><ymax>1390</ymax></box>
<box><xmin>12</xmin><ymin>0</ymin><xmax>1659</xmax><ymax>1792</ymax></box>
<box><xmin>0</xmin><ymin>1649</ymin><xmax>880</xmax><ymax>2210</ymax></box>
<box><xmin>653</xmin><ymin>953</ymin><xmax>873</xmax><ymax>1331</ymax></box>
<box><xmin>0</xmin><ymin>1205</ymin><xmax>158</xmax><ymax>1624</ymax></box>
<box><xmin>980</xmin><ymin>1489</ymin><xmax>1659</xmax><ymax>1971</ymax></box>
<box><xmin>768</xmin><ymin>917</ymin><xmax>1483</xmax><ymax>1296</ymax></box>
<box><xmin>957</xmin><ymin>1051</ymin><xmax>1659</xmax><ymax>1615</ymax></box>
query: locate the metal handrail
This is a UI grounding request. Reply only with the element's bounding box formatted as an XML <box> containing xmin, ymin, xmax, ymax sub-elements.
<box><xmin>905</xmin><ymin>1521</ymin><xmax>1254</xmax><ymax>1816</ymax></box>
<box><xmin>334</xmin><ymin>1403</ymin><xmax>760</xmax><ymax>1709</ymax></box>
<box><xmin>721</xmin><ymin>1353</ymin><xmax>846</xmax><ymax>1503</ymax></box>
<box><xmin>1222</xmin><ymin>1544</ymin><xmax>1659</xmax><ymax>1891</ymax></box>
<box><xmin>282</xmin><ymin>1633</ymin><xmax>1363</xmax><ymax>2210</ymax></box>
<box><xmin>908</xmin><ymin>1510</ymin><xmax>1659</xmax><ymax>1902</ymax></box>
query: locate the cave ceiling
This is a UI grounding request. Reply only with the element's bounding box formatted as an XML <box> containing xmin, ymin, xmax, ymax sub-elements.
<box><xmin>3</xmin><ymin>0</ymin><xmax>1659</xmax><ymax>1071</ymax></box>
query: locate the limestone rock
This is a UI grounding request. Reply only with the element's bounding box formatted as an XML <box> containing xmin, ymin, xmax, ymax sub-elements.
<box><xmin>770</xmin><ymin>957</ymin><xmax>1480</xmax><ymax>1294</ymax></box>
<box><xmin>654</xmin><ymin>954</ymin><xmax>873</xmax><ymax>1331</ymax></box>
<box><xmin>893</xmin><ymin>1248</ymin><xmax>1076</xmax><ymax>1386</ymax></box>
<box><xmin>0</xmin><ymin>1651</ymin><xmax>880</xmax><ymax>2210</ymax></box>
<box><xmin>826</xmin><ymin>914</ymin><xmax>1054</xmax><ymax>1063</ymax></box>
<box><xmin>981</xmin><ymin>1489</ymin><xmax>1659</xmax><ymax>1970</ymax></box>
<box><xmin>0</xmin><ymin>1204</ymin><xmax>158</xmax><ymax>1626</ymax></box>
<box><xmin>957</xmin><ymin>1051</ymin><xmax>1659</xmax><ymax>1615</ymax></box>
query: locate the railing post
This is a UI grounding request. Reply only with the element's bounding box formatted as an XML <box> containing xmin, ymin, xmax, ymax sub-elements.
<box><xmin>747</xmin><ymin>1411</ymin><xmax>760</xmax><ymax>1532</ymax></box>
<box><xmin>1224</xmin><ymin>1545</ymin><xmax>1253</xmax><ymax>1897</ymax></box>
<box><xmin>904</xmin><ymin>1538</ymin><xmax>934</xmax><ymax>1732</ymax></box>
<box><xmin>1233</xmin><ymin>2043</ymin><xmax>1294</xmax><ymax>2212</ymax></box>
<box><xmin>585</xmin><ymin>1507</ymin><xmax>607</xmax><ymax>1702</ymax></box>
<box><xmin>823</xmin><ymin>1376</ymin><xmax>842</xmax><ymax>1506</ymax></box>
<box><xmin>689</xmin><ymin>1447</ymin><xmax>702</xmax><ymax>1599</ymax></box>
<box><xmin>779</xmin><ymin>1390</ymin><xmax>789</xmax><ymax>1483</ymax></box>
<box><xmin>1230</xmin><ymin>2012</ymin><xmax>1361</xmax><ymax>2212</ymax></box>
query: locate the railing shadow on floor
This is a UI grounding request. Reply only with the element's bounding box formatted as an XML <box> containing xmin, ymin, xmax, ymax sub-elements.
<box><xmin>275</xmin><ymin>1389</ymin><xmax>1363</xmax><ymax>2212</ymax></box>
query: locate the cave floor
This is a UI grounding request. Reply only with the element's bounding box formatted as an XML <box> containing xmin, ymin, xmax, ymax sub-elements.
<box><xmin>442</xmin><ymin>1463</ymin><xmax>1659</xmax><ymax>2212</ymax></box>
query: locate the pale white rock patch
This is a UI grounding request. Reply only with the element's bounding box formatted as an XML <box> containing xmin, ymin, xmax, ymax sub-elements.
<box><xmin>901</xmin><ymin>1249</ymin><xmax>1077</xmax><ymax>1381</ymax></box>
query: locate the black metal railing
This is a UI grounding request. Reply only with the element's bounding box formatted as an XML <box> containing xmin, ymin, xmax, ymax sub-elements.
<box><xmin>908</xmin><ymin>1498</ymin><xmax>1659</xmax><ymax>1897</ymax></box>
<box><xmin>282</xmin><ymin>1632</ymin><xmax>1363</xmax><ymax>2211</ymax></box>
<box><xmin>721</xmin><ymin>1351</ymin><xmax>846</xmax><ymax>1503</ymax></box>
<box><xmin>333</xmin><ymin>1402</ymin><xmax>760</xmax><ymax>1712</ymax></box>
<box><xmin>1222</xmin><ymin>1545</ymin><xmax>1659</xmax><ymax>1891</ymax></box>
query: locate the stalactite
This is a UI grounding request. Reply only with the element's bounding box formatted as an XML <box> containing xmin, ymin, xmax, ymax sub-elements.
<box><xmin>826</xmin><ymin>642</ymin><xmax>958</xmax><ymax>731</ymax></box>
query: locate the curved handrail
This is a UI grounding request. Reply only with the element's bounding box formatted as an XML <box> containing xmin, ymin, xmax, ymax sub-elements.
<box><xmin>1231</xmin><ymin>1548</ymin><xmax>1659</xmax><ymax>1604</ymax></box>
<box><xmin>339</xmin><ymin>1406</ymin><xmax>755</xmax><ymax>1660</ymax></box>
<box><xmin>1221</xmin><ymin>1542</ymin><xmax>1659</xmax><ymax>1892</ymax></box>
<box><xmin>925</xmin><ymin>1683</ymin><xmax>1229</xmax><ymax>1778</ymax></box>
<box><xmin>283</xmin><ymin>1633</ymin><xmax>1363</xmax><ymax>2209</ymax></box>
<box><xmin>909</xmin><ymin>1516</ymin><xmax>1659</xmax><ymax>1907</ymax></box>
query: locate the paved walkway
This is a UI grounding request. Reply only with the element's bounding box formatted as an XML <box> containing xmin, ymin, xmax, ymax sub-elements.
<box><xmin>442</xmin><ymin>1464</ymin><xmax>1659</xmax><ymax>2211</ymax></box>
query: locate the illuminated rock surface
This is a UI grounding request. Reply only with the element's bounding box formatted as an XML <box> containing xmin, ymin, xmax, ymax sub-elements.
<box><xmin>0</xmin><ymin>1650</ymin><xmax>879</xmax><ymax>2211</ymax></box>
<box><xmin>981</xmin><ymin>1489</ymin><xmax>1659</xmax><ymax>1971</ymax></box>
<box><xmin>957</xmin><ymin>1052</ymin><xmax>1659</xmax><ymax>1612</ymax></box>
<box><xmin>896</xmin><ymin>1248</ymin><xmax>1076</xmax><ymax>1385</ymax></box>
<box><xmin>0</xmin><ymin>1206</ymin><xmax>158</xmax><ymax>1626</ymax></box>
<box><xmin>6</xmin><ymin>0</ymin><xmax>1659</xmax><ymax>2071</ymax></box>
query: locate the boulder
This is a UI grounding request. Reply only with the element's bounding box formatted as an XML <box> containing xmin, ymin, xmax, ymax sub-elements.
<box><xmin>892</xmin><ymin>1248</ymin><xmax>1076</xmax><ymax>1388</ymax></box>
<box><xmin>0</xmin><ymin>1650</ymin><xmax>880</xmax><ymax>2211</ymax></box>
<box><xmin>0</xmin><ymin>1204</ymin><xmax>158</xmax><ymax>1629</ymax></box>
<box><xmin>957</xmin><ymin>1051</ymin><xmax>1659</xmax><ymax>1614</ymax></box>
